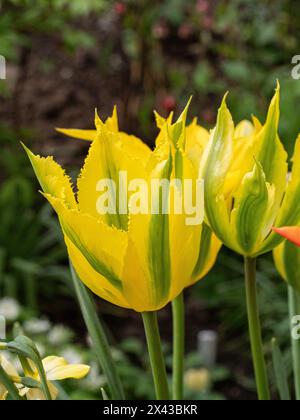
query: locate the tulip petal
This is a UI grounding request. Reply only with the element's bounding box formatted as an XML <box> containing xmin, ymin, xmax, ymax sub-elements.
<box><xmin>77</xmin><ymin>127</ymin><xmax>148</xmax><ymax>230</ymax></box>
<box><xmin>200</xmin><ymin>95</ymin><xmax>238</xmax><ymax>249</ymax></box>
<box><xmin>23</xmin><ymin>144</ymin><xmax>76</xmax><ymax>208</ymax></box>
<box><xmin>234</xmin><ymin>120</ymin><xmax>255</xmax><ymax>138</ymax></box>
<box><xmin>43</xmin><ymin>194</ymin><xmax>127</xmax><ymax>294</ymax></box>
<box><xmin>56</xmin><ymin>128</ymin><xmax>96</xmax><ymax>141</ymax></box>
<box><xmin>261</xmin><ymin>135</ymin><xmax>300</xmax><ymax>253</ymax></box>
<box><xmin>185</xmin><ymin>118</ymin><xmax>210</xmax><ymax>172</ymax></box>
<box><xmin>168</xmin><ymin>151</ymin><xmax>203</xmax><ymax>296</ymax></box>
<box><xmin>231</xmin><ymin>161</ymin><xmax>275</xmax><ymax>254</ymax></box>
<box><xmin>273</xmin><ymin>239</ymin><xmax>300</xmax><ymax>292</ymax></box>
<box><xmin>66</xmin><ymin>235</ymin><xmax>130</xmax><ymax>307</ymax></box>
<box><xmin>56</xmin><ymin>106</ymin><xmax>119</xmax><ymax>142</ymax></box>
<box><xmin>254</xmin><ymin>83</ymin><xmax>287</xmax><ymax>223</ymax></box>
<box><xmin>272</xmin><ymin>226</ymin><xmax>300</xmax><ymax>247</ymax></box>
<box><xmin>123</xmin><ymin>153</ymin><xmax>173</xmax><ymax>311</ymax></box>
<box><xmin>223</xmin><ymin>122</ymin><xmax>256</xmax><ymax>196</ymax></box>
<box><xmin>276</xmin><ymin>135</ymin><xmax>300</xmax><ymax>225</ymax></box>
<box><xmin>191</xmin><ymin>223</ymin><xmax>221</xmax><ymax>283</ymax></box>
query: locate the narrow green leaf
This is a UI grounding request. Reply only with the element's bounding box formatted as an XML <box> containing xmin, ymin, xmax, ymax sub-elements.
<box><xmin>271</xmin><ymin>338</ymin><xmax>291</xmax><ymax>400</ymax></box>
<box><xmin>101</xmin><ymin>387</ymin><xmax>109</xmax><ymax>400</ymax></box>
<box><xmin>70</xmin><ymin>263</ymin><xmax>125</xmax><ymax>400</ymax></box>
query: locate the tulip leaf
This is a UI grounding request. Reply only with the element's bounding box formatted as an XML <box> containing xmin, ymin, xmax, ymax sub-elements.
<box><xmin>70</xmin><ymin>264</ymin><xmax>125</xmax><ymax>400</ymax></box>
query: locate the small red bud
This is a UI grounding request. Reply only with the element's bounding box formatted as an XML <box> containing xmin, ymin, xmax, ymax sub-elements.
<box><xmin>196</xmin><ymin>0</ymin><xmax>209</xmax><ymax>13</ymax></box>
<box><xmin>178</xmin><ymin>24</ymin><xmax>193</xmax><ymax>40</ymax></box>
<box><xmin>114</xmin><ymin>2</ymin><xmax>127</xmax><ymax>16</ymax></box>
<box><xmin>161</xmin><ymin>95</ymin><xmax>177</xmax><ymax>113</ymax></box>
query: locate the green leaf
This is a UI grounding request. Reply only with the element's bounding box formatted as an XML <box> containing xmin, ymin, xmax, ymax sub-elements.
<box><xmin>70</xmin><ymin>263</ymin><xmax>125</xmax><ymax>400</ymax></box>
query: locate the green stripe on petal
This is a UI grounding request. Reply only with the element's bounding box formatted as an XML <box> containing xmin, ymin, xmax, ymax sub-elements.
<box><xmin>200</xmin><ymin>95</ymin><xmax>237</xmax><ymax>249</ymax></box>
<box><xmin>253</xmin><ymin>83</ymin><xmax>287</xmax><ymax>227</ymax></box>
<box><xmin>231</xmin><ymin>161</ymin><xmax>274</xmax><ymax>255</ymax></box>
<box><xmin>43</xmin><ymin>194</ymin><xmax>125</xmax><ymax>292</ymax></box>
<box><xmin>192</xmin><ymin>223</ymin><xmax>214</xmax><ymax>279</ymax></box>
<box><xmin>259</xmin><ymin>135</ymin><xmax>300</xmax><ymax>254</ymax></box>
<box><xmin>147</xmin><ymin>152</ymin><xmax>173</xmax><ymax>305</ymax></box>
<box><xmin>61</xmin><ymin>221</ymin><xmax>123</xmax><ymax>290</ymax></box>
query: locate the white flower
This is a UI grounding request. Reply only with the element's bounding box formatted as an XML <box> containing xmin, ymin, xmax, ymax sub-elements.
<box><xmin>23</xmin><ymin>318</ymin><xmax>51</xmax><ymax>335</ymax></box>
<box><xmin>0</xmin><ymin>297</ymin><xmax>21</xmax><ymax>321</ymax></box>
<box><xmin>81</xmin><ymin>362</ymin><xmax>106</xmax><ymax>391</ymax></box>
<box><xmin>48</xmin><ymin>325</ymin><xmax>73</xmax><ymax>346</ymax></box>
<box><xmin>61</xmin><ymin>347</ymin><xmax>83</xmax><ymax>365</ymax></box>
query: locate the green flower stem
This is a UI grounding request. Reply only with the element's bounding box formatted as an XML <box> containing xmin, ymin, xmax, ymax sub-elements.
<box><xmin>70</xmin><ymin>263</ymin><xmax>125</xmax><ymax>400</ymax></box>
<box><xmin>172</xmin><ymin>293</ymin><xmax>184</xmax><ymax>400</ymax></box>
<box><xmin>0</xmin><ymin>364</ymin><xmax>22</xmax><ymax>400</ymax></box>
<box><xmin>36</xmin><ymin>360</ymin><xmax>52</xmax><ymax>400</ymax></box>
<box><xmin>288</xmin><ymin>286</ymin><xmax>300</xmax><ymax>400</ymax></box>
<box><xmin>244</xmin><ymin>256</ymin><xmax>270</xmax><ymax>400</ymax></box>
<box><xmin>142</xmin><ymin>311</ymin><xmax>170</xmax><ymax>400</ymax></box>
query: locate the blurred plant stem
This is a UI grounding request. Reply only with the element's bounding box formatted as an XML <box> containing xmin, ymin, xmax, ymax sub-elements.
<box><xmin>172</xmin><ymin>292</ymin><xmax>184</xmax><ymax>400</ymax></box>
<box><xmin>142</xmin><ymin>311</ymin><xmax>169</xmax><ymax>400</ymax></box>
<box><xmin>36</xmin><ymin>358</ymin><xmax>52</xmax><ymax>400</ymax></box>
<box><xmin>288</xmin><ymin>286</ymin><xmax>300</xmax><ymax>400</ymax></box>
<box><xmin>25</xmin><ymin>273</ymin><xmax>37</xmax><ymax>310</ymax></box>
<box><xmin>244</xmin><ymin>257</ymin><xmax>270</xmax><ymax>400</ymax></box>
<box><xmin>70</xmin><ymin>263</ymin><xmax>125</xmax><ymax>400</ymax></box>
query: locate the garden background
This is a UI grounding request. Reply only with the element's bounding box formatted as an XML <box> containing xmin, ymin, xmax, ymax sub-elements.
<box><xmin>0</xmin><ymin>0</ymin><xmax>299</xmax><ymax>400</ymax></box>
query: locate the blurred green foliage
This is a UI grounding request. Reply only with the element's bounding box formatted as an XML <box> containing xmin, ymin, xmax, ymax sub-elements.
<box><xmin>0</xmin><ymin>126</ymin><xmax>70</xmax><ymax>308</ymax></box>
<box><xmin>0</xmin><ymin>0</ymin><xmax>108</xmax><ymax>59</ymax></box>
<box><xmin>2</xmin><ymin>308</ymin><xmax>229</xmax><ymax>400</ymax></box>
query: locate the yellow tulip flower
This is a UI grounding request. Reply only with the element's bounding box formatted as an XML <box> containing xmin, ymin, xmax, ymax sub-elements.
<box><xmin>0</xmin><ymin>353</ymin><xmax>90</xmax><ymax>400</ymax></box>
<box><xmin>201</xmin><ymin>83</ymin><xmax>300</xmax><ymax>257</ymax></box>
<box><xmin>24</xmin><ymin>104</ymin><xmax>221</xmax><ymax>312</ymax></box>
